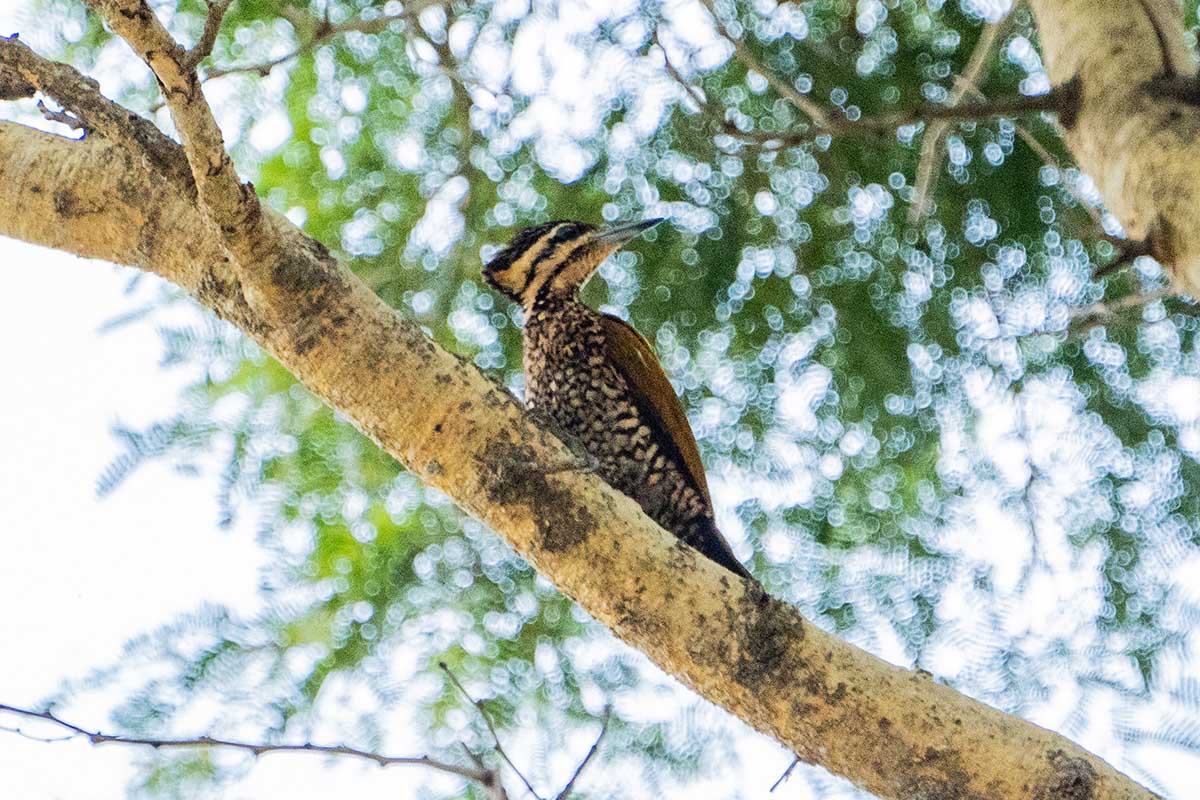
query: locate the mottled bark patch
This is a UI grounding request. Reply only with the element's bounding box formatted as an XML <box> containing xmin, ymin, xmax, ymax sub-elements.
<box><xmin>733</xmin><ymin>589</ymin><xmax>805</xmax><ymax>690</ymax></box>
<box><xmin>196</xmin><ymin>266</ymin><xmax>266</xmax><ymax>338</ymax></box>
<box><xmin>1033</xmin><ymin>749</ymin><xmax>1096</xmax><ymax>800</ymax></box>
<box><xmin>897</xmin><ymin>772</ymin><xmax>974</xmax><ymax>800</ymax></box>
<box><xmin>0</xmin><ymin>63</ymin><xmax>34</xmax><ymax>100</ymax></box>
<box><xmin>53</xmin><ymin>187</ymin><xmax>99</xmax><ymax>218</ymax></box>
<box><xmin>266</xmin><ymin>249</ymin><xmax>353</xmax><ymax>356</ymax></box>
<box><xmin>482</xmin><ymin>437</ymin><xmax>597</xmax><ymax>554</ymax></box>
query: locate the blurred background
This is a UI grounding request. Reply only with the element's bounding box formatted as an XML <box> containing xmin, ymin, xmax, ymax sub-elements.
<box><xmin>2</xmin><ymin>0</ymin><xmax>1200</xmax><ymax>797</ymax></box>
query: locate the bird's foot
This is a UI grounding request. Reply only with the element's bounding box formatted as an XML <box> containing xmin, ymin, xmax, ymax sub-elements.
<box><xmin>522</xmin><ymin>409</ymin><xmax>600</xmax><ymax>476</ymax></box>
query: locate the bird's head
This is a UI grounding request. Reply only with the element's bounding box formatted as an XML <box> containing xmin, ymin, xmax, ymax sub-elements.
<box><xmin>482</xmin><ymin>218</ymin><xmax>664</xmax><ymax>308</ymax></box>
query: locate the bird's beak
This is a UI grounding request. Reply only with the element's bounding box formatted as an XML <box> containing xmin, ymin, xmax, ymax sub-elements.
<box><xmin>593</xmin><ymin>218</ymin><xmax>666</xmax><ymax>247</ymax></box>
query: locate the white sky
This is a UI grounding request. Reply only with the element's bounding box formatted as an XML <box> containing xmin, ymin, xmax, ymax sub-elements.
<box><xmin>0</xmin><ymin>242</ymin><xmax>488</xmax><ymax>799</ymax></box>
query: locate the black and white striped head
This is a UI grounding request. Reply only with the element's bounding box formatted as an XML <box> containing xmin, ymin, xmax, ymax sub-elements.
<box><xmin>483</xmin><ymin>218</ymin><xmax>663</xmax><ymax>309</ymax></box>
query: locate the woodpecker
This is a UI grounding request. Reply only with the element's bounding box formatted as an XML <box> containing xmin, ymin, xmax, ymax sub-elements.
<box><xmin>483</xmin><ymin>218</ymin><xmax>752</xmax><ymax>580</ymax></box>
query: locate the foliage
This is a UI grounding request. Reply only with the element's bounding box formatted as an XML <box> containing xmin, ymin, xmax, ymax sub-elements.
<box><xmin>16</xmin><ymin>0</ymin><xmax>1200</xmax><ymax>796</ymax></box>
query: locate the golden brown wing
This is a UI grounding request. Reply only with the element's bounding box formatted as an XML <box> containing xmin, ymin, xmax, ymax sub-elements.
<box><xmin>599</xmin><ymin>314</ymin><xmax>712</xmax><ymax>507</ymax></box>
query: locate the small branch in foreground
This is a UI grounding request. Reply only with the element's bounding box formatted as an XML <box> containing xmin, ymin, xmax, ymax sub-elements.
<box><xmin>440</xmin><ymin>661</ymin><xmax>543</xmax><ymax>800</ymax></box>
<box><xmin>770</xmin><ymin>756</ymin><xmax>801</xmax><ymax>792</ymax></box>
<box><xmin>36</xmin><ymin>99</ymin><xmax>85</xmax><ymax>131</ymax></box>
<box><xmin>0</xmin><ymin>702</ymin><xmax>489</xmax><ymax>784</ymax></box>
<box><xmin>552</xmin><ymin>706</ymin><xmax>610</xmax><ymax>800</ymax></box>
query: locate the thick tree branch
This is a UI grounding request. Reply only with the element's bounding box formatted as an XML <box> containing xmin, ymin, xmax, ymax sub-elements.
<box><xmin>0</xmin><ymin>34</ymin><xmax>192</xmax><ymax>187</ymax></box>
<box><xmin>1028</xmin><ymin>0</ymin><xmax>1200</xmax><ymax>298</ymax></box>
<box><xmin>0</xmin><ymin>114</ymin><xmax>1160</xmax><ymax>800</ymax></box>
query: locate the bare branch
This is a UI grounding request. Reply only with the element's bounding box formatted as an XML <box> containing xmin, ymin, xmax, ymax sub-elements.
<box><xmin>440</xmin><ymin>662</ymin><xmax>543</xmax><ymax>800</ymax></box>
<box><xmin>952</xmin><ymin>74</ymin><xmax>1118</xmax><ymax>262</ymax></box>
<box><xmin>655</xmin><ymin>17</ymin><xmax>1071</xmax><ymax>154</ymax></box>
<box><xmin>203</xmin><ymin>11</ymin><xmax>406</xmax><ymax>81</ymax></box>
<box><xmin>910</xmin><ymin>17</ymin><xmax>1009</xmax><ymax>224</ymax></box>
<box><xmin>553</xmin><ymin>707</ymin><xmax>610</xmax><ymax>800</ymax></box>
<box><xmin>770</xmin><ymin>756</ymin><xmax>801</xmax><ymax>792</ymax></box>
<box><xmin>1068</xmin><ymin>286</ymin><xmax>1175</xmax><ymax>333</ymax></box>
<box><xmin>88</xmin><ymin>0</ymin><xmax>247</xmax><ymax>230</ymax></box>
<box><xmin>36</xmin><ymin>98</ymin><xmax>85</xmax><ymax>131</ymax></box>
<box><xmin>0</xmin><ymin>703</ymin><xmax>488</xmax><ymax>784</ymax></box>
<box><xmin>181</xmin><ymin>0</ymin><xmax>232</xmax><ymax>71</ymax></box>
<box><xmin>697</xmin><ymin>0</ymin><xmax>832</xmax><ymax>128</ymax></box>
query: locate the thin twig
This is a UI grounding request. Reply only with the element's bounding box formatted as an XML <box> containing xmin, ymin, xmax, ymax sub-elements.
<box><xmin>181</xmin><ymin>0</ymin><xmax>233</xmax><ymax>71</ymax></box>
<box><xmin>203</xmin><ymin>48</ymin><xmax>302</xmax><ymax>81</ymax></box>
<box><xmin>953</xmin><ymin>75</ymin><xmax>1115</xmax><ymax>255</ymax></box>
<box><xmin>200</xmin><ymin>0</ymin><xmax>454</xmax><ymax>82</ymax></box>
<box><xmin>0</xmin><ymin>703</ymin><xmax>487</xmax><ymax>783</ymax></box>
<box><xmin>202</xmin><ymin>13</ymin><xmax>401</xmax><ymax>80</ymax></box>
<box><xmin>910</xmin><ymin>17</ymin><xmax>1008</xmax><ymax>225</ymax></box>
<box><xmin>440</xmin><ymin>662</ymin><xmax>543</xmax><ymax>800</ymax></box>
<box><xmin>698</xmin><ymin>0</ymin><xmax>831</xmax><ymax>128</ymax></box>
<box><xmin>552</xmin><ymin>707</ymin><xmax>611</xmax><ymax>800</ymax></box>
<box><xmin>769</xmin><ymin>756</ymin><xmax>800</xmax><ymax>792</ymax></box>
<box><xmin>1068</xmin><ymin>286</ymin><xmax>1175</xmax><ymax>333</ymax></box>
<box><xmin>36</xmin><ymin>98</ymin><xmax>85</xmax><ymax>131</ymax></box>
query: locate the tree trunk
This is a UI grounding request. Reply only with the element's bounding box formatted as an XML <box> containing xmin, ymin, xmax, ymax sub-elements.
<box><xmin>1029</xmin><ymin>0</ymin><xmax>1200</xmax><ymax>297</ymax></box>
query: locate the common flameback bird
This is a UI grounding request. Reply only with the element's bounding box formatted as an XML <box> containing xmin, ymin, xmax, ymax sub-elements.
<box><xmin>482</xmin><ymin>218</ymin><xmax>753</xmax><ymax>580</ymax></box>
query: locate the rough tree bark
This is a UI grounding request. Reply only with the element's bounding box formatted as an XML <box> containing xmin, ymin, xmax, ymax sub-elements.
<box><xmin>0</xmin><ymin>1</ymin><xmax>1180</xmax><ymax>798</ymax></box>
<box><xmin>1028</xmin><ymin>0</ymin><xmax>1200</xmax><ymax>297</ymax></box>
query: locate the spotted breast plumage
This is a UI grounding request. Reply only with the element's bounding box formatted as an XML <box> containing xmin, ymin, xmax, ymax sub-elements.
<box><xmin>482</xmin><ymin>218</ymin><xmax>752</xmax><ymax>580</ymax></box>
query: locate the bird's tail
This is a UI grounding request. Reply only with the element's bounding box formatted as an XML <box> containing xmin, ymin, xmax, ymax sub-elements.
<box><xmin>688</xmin><ymin>516</ymin><xmax>755</xmax><ymax>582</ymax></box>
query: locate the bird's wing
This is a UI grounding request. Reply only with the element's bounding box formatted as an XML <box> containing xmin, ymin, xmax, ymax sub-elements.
<box><xmin>599</xmin><ymin>314</ymin><xmax>712</xmax><ymax>507</ymax></box>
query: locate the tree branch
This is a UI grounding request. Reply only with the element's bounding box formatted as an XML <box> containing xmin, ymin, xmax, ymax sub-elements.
<box><xmin>202</xmin><ymin>10</ymin><xmax>406</xmax><ymax>81</ymax></box>
<box><xmin>440</xmin><ymin>662</ymin><xmax>542</xmax><ymax>800</ymax></box>
<box><xmin>553</xmin><ymin>707</ymin><xmax>610</xmax><ymax>800</ymax></box>
<box><xmin>1028</xmin><ymin>0</ymin><xmax>1200</xmax><ymax>298</ymax></box>
<box><xmin>0</xmin><ymin>33</ymin><xmax>192</xmax><ymax>188</ymax></box>
<box><xmin>181</xmin><ymin>0</ymin><xmax>232</xmax><ymax>71</ymax></box>
<box><xmin>0</xmin><ymin>2</ymin><xmax>1172</xmax><ymax>791</ymax></box>
<box><xmin>655</xmin><ymin>15</ymin><xmax>1075</xmax><ymax>153</ymax></box>
<box><xmin>909</xmin><ymin>17</ymin><xmax>1008</xmax><ymax>224</ymax></box>
<box><xmin>0</xmin><ymin>702</ymin><xmax>490</xmax><ymax>784</ymax></box>
<box><xmin>1068</xmin><ymin>286</ymin><xmax>1176</xmax><ymax>333</ymax></box>
<box><xmin>697</xmin><ymin>0</ymin><xmax>831</xmax><ymax>129</ymax></box>
<box><xmin>0</xmin><ymin>114</ymin><xmax>1161</xmax><ymax>800</ymax></box>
